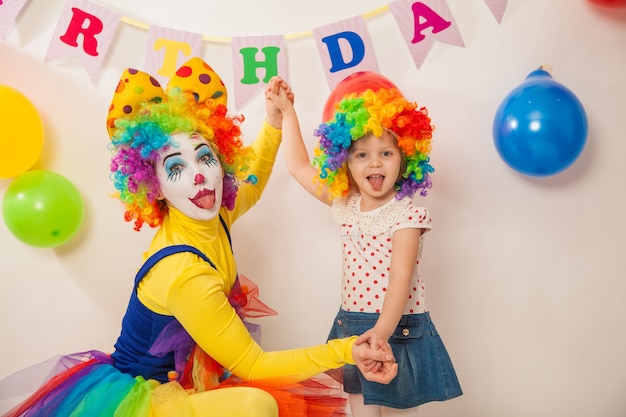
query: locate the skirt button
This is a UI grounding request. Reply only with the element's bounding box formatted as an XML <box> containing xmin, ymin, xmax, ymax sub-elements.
<box><xmin>402</xmin><ymin>328</ymin><xmax>410</xmax><ymax>336</ymax></box>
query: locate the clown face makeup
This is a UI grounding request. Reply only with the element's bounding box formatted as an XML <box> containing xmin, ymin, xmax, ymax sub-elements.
<box><xmin>155</xmin><ymin>132</ymin><xmax>224</xmax><ymax>221</ymax></box>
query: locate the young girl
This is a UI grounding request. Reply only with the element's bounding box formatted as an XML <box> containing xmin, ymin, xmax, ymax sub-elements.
<box><xmin>266</xmin><ymin>75</ymin><xmax>462</xmax><ymax>416</ymax></box>
<box><xmin>0</xmin><ymin>60</ymin><xmax>397</xmax><ymax>417</ymax></box>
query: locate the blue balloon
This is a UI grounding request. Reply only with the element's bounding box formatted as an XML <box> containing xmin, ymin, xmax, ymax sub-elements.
<box><xmin>493</xmin><ymin>68</ymin><xmax>588</xmax><ymax>176</ymax></box>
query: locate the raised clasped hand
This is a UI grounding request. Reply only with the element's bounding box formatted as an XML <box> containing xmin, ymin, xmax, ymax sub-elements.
<box><xmin>264</xmin><ymin>76</ymin><xmax>294</xmax><ymax>129</ymax></box>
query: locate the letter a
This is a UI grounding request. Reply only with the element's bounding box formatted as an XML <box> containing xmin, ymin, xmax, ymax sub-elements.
<box><xmin>410</xmin><ymin>2</ymin><xmax>451</xmax><ymax>43</ymax></box>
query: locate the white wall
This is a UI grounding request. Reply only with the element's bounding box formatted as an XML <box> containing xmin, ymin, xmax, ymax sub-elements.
<box><xmin>1</xmin><ymin>1</ymin><xmax>625</xmax><ymax>416</ymax></box>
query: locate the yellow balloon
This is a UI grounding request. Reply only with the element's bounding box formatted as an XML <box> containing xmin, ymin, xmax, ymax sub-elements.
<box><xmin>0</xmin><ymin>85</ymin><xmax>45</xmax><ymax>178</ymax></box>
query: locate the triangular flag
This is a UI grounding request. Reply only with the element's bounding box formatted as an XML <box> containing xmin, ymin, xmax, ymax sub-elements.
<box><xmin>44</xmin><ymin>0</ymin><xmax>120</xmax><ymax>83</ymax></box>
<box><xmin>484</xmin><ymin>0</ymin><xmax>509</xmax><ymax>23</ymax></box>
<box><xmin>231</xmin><ymin>35</ymin><xmax>286</xmax><ymax>110</ymax></box>
<box><xmin>389</xmin><ymin>0</ymin><xmax>465</xmax><ymax>70</ymax></box>
<box><xmin>0</xmin><ymin>0</ymin><xmax>29</xmax><ymax>39</ymax></box>
<box><xmin>313</xmin><ymin>15</ymin><xmax>379</xmax><ymax>91</ymax></box>
<box><xmin>144</xmin><ymin>25</ymin><xmax>204</xmax><ymax>87</ymax></box>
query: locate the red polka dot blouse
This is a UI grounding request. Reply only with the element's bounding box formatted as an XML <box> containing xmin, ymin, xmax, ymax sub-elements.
<box><xmin>331</xmin><ymin>192</ymin><xmax>432</xmax><ymax>314</ymax></box>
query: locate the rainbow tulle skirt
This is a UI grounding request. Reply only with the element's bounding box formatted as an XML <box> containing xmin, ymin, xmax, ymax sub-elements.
<box><xmin>0</xmin><ymin>349</ymin><xmax>347</xmax><ymax>417</ymax></box>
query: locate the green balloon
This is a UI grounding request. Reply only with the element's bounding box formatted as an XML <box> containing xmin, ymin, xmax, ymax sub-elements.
<box><xmin>2</xmin><ymin>170</ymin><xmax>84</xmax><ymax>248</ymax></box>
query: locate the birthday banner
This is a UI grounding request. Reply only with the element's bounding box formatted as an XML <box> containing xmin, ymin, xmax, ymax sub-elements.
<box><xmin>1</xmin><ymin>0</ymin><xmax>508</xmax><ymax>109</ymax></box>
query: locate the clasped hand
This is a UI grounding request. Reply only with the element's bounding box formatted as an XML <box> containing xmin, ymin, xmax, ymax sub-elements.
<box><xmin>351</xmin><ymin>340</ymin><xmax>398</xmax><ymax>384</ymax></box>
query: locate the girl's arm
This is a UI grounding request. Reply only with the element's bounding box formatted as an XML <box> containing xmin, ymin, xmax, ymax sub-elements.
<box><xmin>265</xmin><ymin>77</ymin><xmax>332</xmax><ymax>205</ymax></box>
<box><xmin>358</xmin><ymin>228</ymin><xmax>422</xmax><ymax>347</ymax></box>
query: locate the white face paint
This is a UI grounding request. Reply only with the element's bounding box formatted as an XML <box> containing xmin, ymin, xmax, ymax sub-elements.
<box><xmin>155</xmin><ymin>132</ymin><xmax>223</xmax><ymax>221</ymax></box>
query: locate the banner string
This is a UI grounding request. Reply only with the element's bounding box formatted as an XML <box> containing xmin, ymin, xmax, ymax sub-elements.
<box><xmin>120</xmin><ymin>5</ymin><xmax>391</xmax><ymax>44</ymax></box>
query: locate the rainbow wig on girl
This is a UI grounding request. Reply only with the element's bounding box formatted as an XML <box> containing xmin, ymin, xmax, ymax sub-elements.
<box><xmin>106</xmin><ymin>59</ymin><xmax>253</xmax><ymax>231</ymax></box>
<box><xmin>313</xmin><ymin>87</ymin><xmax>434</xmax><ymax>200</ymax></box>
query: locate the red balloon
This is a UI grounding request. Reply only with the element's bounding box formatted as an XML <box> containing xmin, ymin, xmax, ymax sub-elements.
<box><xmin>322</xmin><ymin>71</ymin><xmax>398</xmax><ymax>122</ymax></box>
<box><xmin>587</xmin><ymin>0</ymin><xmax>626</xmax><ymax>8</ymax></box>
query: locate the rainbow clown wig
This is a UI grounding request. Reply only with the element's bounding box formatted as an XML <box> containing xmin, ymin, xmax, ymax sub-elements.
<box><xmin>313</xmin><ymin>87</ymin><xmax>434</xmax><ymax>201</ymax></box>
<box><xmin>106</xmin><ymin>58</ymin><xmax>254</xmax><ymax>231</ymax></box>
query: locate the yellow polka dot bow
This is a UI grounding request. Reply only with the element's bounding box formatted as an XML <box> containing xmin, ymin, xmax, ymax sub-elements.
<box><xmin>106</xmin><ymin>57</ymin><xmax>228</xmax><ymax>138</ymax></box>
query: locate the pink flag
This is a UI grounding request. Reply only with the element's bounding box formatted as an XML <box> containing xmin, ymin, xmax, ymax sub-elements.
<box><xmin>144</xmin><ymin>25</ymin><xmax>204</xmax><ymax>87</ymax></box>
<box><xmin>0</xmin><ymin>0</ymin><xmax>28</xmax><ymax>39</ymax></box>
<box><xmin>389</xmin><ymin>0</ymin><xmax>465</xmax><ymax>70</ymax></box>
<box><xmin>231</xmin><ymin>35</ymin><xmax>286</xmax><ymax>110</ymax></box>
<box><xmin>44</xmin><ymin>0</ymin><xmax>120</xmax><ymax>83</ymax></box>
<box><xmin>313</xmin><ymin>15</ymin><xmax>379</xmax><ymax>92</ymax></box>
<box><xmin>484</xmin><ymin>0</ymin><xmax>509</xmax><ymax>24</ymax></box>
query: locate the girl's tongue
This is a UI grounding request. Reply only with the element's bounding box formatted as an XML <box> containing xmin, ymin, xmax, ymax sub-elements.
<box><xmin>368</xmin><ymin>175</ymin><xmax>384</xmax><ymax>191</ymax></box>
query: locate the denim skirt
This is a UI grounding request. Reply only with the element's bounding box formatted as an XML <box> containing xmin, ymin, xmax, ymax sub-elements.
<box><xmin>327</xmin><ymin>309</ymin><xmax>462</xmax><ymax>409</ymax></box>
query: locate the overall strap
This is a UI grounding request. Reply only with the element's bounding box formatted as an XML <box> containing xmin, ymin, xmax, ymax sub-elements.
<box><xmin>133</xmin><ymin>245</ymin><xmax>216</xmax><ymax>288</ymax></box>
<box><xmin>219</xmin><ymin>214</ymin><xmax>232</xmax><ymax>251</ymax></box>
<box><xmin>132</xmin><ymin>214</ymin><xmax>231</xmax><ymax>288</ymax></box>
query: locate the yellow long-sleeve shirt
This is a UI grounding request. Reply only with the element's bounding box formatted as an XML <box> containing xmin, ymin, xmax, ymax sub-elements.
<box><xmin>137</xmin><ymin>121</ymin><xmax>356</xmax><ymax>382</ymax></box>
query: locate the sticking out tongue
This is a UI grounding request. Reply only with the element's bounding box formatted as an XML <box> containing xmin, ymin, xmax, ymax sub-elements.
<box><xmin>197</xmin><ymin>195</ymin><xmax>215</xmax><ymax>209</ymax></box>
<box><xmin>191</xmin><ymin>190</ymin><xmax>216</xmax><ymax>209</ymax></box>
<box><xmin>368</xmin><ymin>175</ymin><xmax>384</xmax><ymax>191</ymax></box>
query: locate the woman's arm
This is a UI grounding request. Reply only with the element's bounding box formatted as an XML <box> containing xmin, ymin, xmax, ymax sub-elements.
<box><xmin>166</xmin><ymin>263</ymin><xmax>395</xmax><ymax>383</ymax></box>
<box><xmin>226</xmin><ymin>77</ymin><xmax>292</xmax><ymax>221</ymax></box>
<box><xmin>228</xmin><ymin>120</ymin><xmax>282</xmax><ymax>222</ymax></box>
